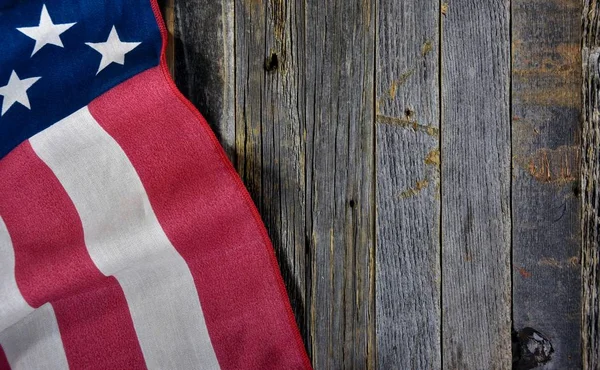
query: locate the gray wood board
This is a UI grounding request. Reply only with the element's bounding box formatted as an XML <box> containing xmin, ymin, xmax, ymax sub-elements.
<box><xmin>172</xmin><ymin>0</ymin><xmax>235</xmax><ymax>161</ymax></box>
<box><xmin>375</xmin><ymin>0</ymin><xmax>441</xmax><ymax>368</ymax></box>
<box><xmin>441</xmin><ymin>0</ymin><xmax>512</xmax><ymax>368</ymax></box>
<box><xmin>582</xmin><ymin>2</ymin><xmax>600</xmax><ymax>368</ymax></box>
<box><xmin>234</xmin><ymin>0</ymin><xmax>308</xmax><ymax>352</ymax></box>
<box><xmin>235</xmin><ymin>0</ymin><xmax>376</xmax><ymax>368</ymax></box>
<box><xmin>512</xmin><ymin>0</ymin><xmax>582</xmax><ymax>368</ymax></box>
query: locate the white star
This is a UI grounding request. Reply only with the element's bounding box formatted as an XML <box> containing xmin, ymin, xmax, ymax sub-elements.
<box><xmin>86</xmin><ymin>26</ymin><xmax>141</xmax><ymax>74</ymax></box>
<box><xmin>17</xmin><ymin>4</ymin><xmax>76</xmax><ymax>57</ymax></box>
<box><xmin>0</xmin><ymin>71</ymin><xmax>41</xmax><ymax>116</ymax></box>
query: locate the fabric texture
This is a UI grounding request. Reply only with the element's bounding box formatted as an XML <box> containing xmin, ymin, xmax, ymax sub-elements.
<box><xmin>0</xmin><ymin>0</ymin><xmax>311</xmax><ymax>369</ymax></box>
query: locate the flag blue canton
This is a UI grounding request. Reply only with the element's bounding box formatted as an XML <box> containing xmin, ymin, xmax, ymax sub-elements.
<box><xmin>0</xmin><ymin>0</ymin><xmax>162</xmax><ymax>158</ymax></box>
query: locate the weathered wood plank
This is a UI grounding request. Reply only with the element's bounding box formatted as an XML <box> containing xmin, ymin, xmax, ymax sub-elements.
<box><xmin>582</xmin><ymin>2</ymin><xmax>600</xmax><ymax>368</ymax></box>
<box><xmin>234</xmin><ymin>0</ymin><xmax>308</xmax><ymax>347</ymax></box>
<box><xmin>235</xmin><ymin>0</ymin><xmax>376</xmax><ymax>368</ymax></box>
<box><xmin>303</xmin><ymin>3</ymin><xmax>376</xmax><ymax>360</ymax></box>
<box><xmin>302</xmin><ymin>4</ymin><xmax>376</xmax><ymax>366</ymax></box>
<box><xmin>375</xmin><ymin>0</ymin><xmax>441</xmax><ymax>368</ymax></box>
<box><xmin>441</xmin><ymin>1</ymin><xmax>512</xmax><ymax>368</ymax></box>
<box><xmin>512</xmin><ymin>0</ymin><xmax>582</xmax><ymax>368</ymax></box>
<box><xmin>171</xmin><ymin>0</ymin><xmax>235</xmax><ymax>161</ymax></box>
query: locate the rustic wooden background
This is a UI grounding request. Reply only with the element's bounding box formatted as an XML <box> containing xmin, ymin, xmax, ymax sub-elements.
<box><xmin>158</xmin><ymin>0</ymin><xmax>586</xmax><ymax>368</ymax></box>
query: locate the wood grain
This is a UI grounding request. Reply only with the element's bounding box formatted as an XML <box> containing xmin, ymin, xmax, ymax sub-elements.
<box><xmin>512</xmin><ymin>0</ymin><xmax>582</xmax><ymax>368</ymax></box>
<box><xmin>441</xmin><ymin>0</ymin><xmax>512</xmax><ymax>368</ymax></box>
<box><xmin>162</xmin><ymin>0</ymin><xmax>594</xmax><ymax>367</ymax></box>
<box><xmin>234</xmin><ymin>0</ymin><xmax>308</xmax><ymax>350</ymax></box>
<box><xmin>302</xmin><ymin>2</ymin><xmax>376</xmax><ymax>364</ymax></box>
<box><xmin>235</xmin><ymin>0</ymin><xmax>376</xmax><ymax>368</ymax></box>
<box><xmin>171</xmin><ymin>0</ymin><xmax>235</xmax><ymax>160</ymax></box>
<box><xmin>582</xmin><ymin>2</ymin><xmax>600</xmax><ymax>368</ymax></box>
<box><xmin>375</xmin><ymin>0</ymin><xmax>441</xmax><ymax>368</ymax></box>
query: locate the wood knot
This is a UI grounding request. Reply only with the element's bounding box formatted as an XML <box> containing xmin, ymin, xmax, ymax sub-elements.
<box><xmin>264</xmin><ymin>52</ymin><xmax>279</xmax><ymax>72</ymax></box>
<box><xmin>572</xmin><ymin>180</ymin><xmax>580</xmax><ymax>198</ymax></box>
<box><xmin>513</xmin><ymin>327</ymin><xmax>553</xmax><ymax>369</ymax></box>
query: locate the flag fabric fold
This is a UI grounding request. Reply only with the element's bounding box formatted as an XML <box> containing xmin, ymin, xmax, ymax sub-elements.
<box><xmin>0</xmin><ymin>1</ymin><xmax>311</xmax><ymax>369</ymax></box>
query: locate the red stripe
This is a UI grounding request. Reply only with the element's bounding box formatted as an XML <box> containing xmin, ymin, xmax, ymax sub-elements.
<box><xmin>0</xmin><ymin>143</ymin><xmax>146</xmax><ymax>369</ymax></box>
<box><xmin>0</xmin><ymin>346</ymin><xmax>10</xmax><ymax>370</ymax></box>
<box><xmin>89</xmin><ymin>66</ymin><xmax>311</xmax><ymax>370</ymax></box>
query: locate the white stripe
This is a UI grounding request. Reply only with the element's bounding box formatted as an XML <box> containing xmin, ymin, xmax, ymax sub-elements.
<box><xmin>0</xmin><ymin>215</ymin><xmax>68</xmax><ymax>369</ymax></box>
<box><xmin>0</xmin><ymin>216</ymin><xmax>33</xmax><ymax>332</ymax></box>
<box><xmin>30</xmin><ymin>107</ymin><xmax>220</xmax><ymax>370</ymax></box>
<box><xmin>0</xmin><ymin>304</ymin><xmax>69</xmax><ymax>370</ymax></box>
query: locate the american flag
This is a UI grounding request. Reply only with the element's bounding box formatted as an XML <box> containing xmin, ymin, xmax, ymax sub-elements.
<box><xmin>0</xmin><ymin>1</ymin><xmax>311</xmax><ymax>369</ymax></box>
